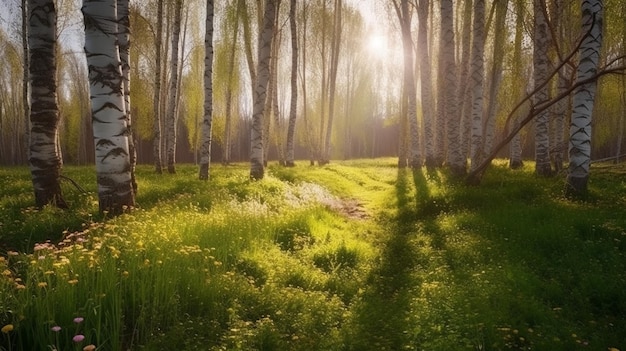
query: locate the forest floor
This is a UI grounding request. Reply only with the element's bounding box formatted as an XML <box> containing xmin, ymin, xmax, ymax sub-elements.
<box><xmin>1</xmin><ymin>159</ymin><xmax>625</xmax><ymax>350</ymax></box>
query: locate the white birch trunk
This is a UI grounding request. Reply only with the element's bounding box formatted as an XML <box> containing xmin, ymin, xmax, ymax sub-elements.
<box><xmin>199</xmin><ymin>0</ymin><xmax>215</xmax><ymax>180</ymax></box>
<box><xmin>398</xmin><ymin>0</ymin><xmax>421</xmax><ymax>168</ymax></box>
<box><xmin>533</xmin><ymin>0</ymin><xmax>553</xmax><ymax>176</ymax></box>
<box><xmin>566</xmin><ymin>0</ymin><xmax>603</xmax><ymax>195</ymax></box>
<box><xmin>441</xmin><ymin>0</ymin><xmax>463</xmax><ymax>175</ymax></box>
<box><xmin>23</xmin><ymin>0</ymin><xmax>31</xmax><ymax>162</ymax></box>
<box><xmin>418</xmin><ymin>0</ymin><xmax>436</xmax><ymax>168</ymax></box>
<box><xmin>482</xmin><ymin>0</ymin><xmax>508</xmax><ymax>156</ymax></box>
<box><xmin>250</xmin><ymin>0</ymin><xmax>277</xmax><ymax>179</ymax></box>
<box><xmin>83</xmin><ymin>0</ymin><xmax>135</xmax><ymax>214</ymax></box>
<box><xmin>28</xmin><ymin>0</ymin><xmax>66</xmax><ymax>208</ymax></box>
<box><xmin>468</xmin><ymin>0</ymin><xmax>485</xmax><ymax>173</ymax></box>
<box><xmin>166</xmin><ymin>0</ymin><xmax>182</xmax><ymax>174</ymax></box>
<box><xmin>285</xmin><ymin>0</ymin><xmax>298</xmax><ymax>167</ymax></box>
<box><xmin>457</xmin><ymin>0</ymin><xmax>473</xmax><ymax>163</ymax></box>
<box><xmin>509</xmin><ymin>0</ymin><xmax>525</xmax><ymax>169</ymax></box>
<box><xmin>152</xmin><ymin>0</ymin><xmax>164</xmax><ymax>173</ymax></box>
<box><xmin>117</xmin><ymin>0</ymin><xmax>136</xmax><ymax>193</ymax></box>
<box><xmin>323</xmin><ymin>0</ymin><xmax>342</xmax><ymax>164</ymax></box>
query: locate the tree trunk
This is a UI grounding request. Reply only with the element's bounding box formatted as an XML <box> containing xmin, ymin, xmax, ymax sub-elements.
<box><xmin>199</xmin><ymin>0</ymin><xmax>215</xmax><ymax>180</ymax></box>
<box><xmin>165</xmin><ymin>0</ymin><xmax>183</xmax><ymax>174</ymax></box>
<box><xmin>240</xmin><ymin>0</ymin><xmax>257</xmax><ymax>95</ymax></box>
<box><xmin>482</xmin><ymin>0</ymin><xmax>508</xmax><ymax>157</ymax></box>
<box><xmin>22</xmin><ymin>0</ymin><xmax>31</xmax><ymax>163</ymax></box>
<box><xmin>440</xmin><ymin>0</ymin><xmax>463</xmax><ymax>175</ymax></box>
<box><xmin>28</xmin><ymin>0</ymin><xmax>67</xmax><ymax>208</ymax></box>
<box><xmin>250</xmin><ymin>0</ymin><xmax>278</xmax><ymax>180</ymax></box>
<box><xmin>153</xmin><ymin>0</ymin><xmax>164</xmax><ymax>173</ymax></box>
<box><xmin>322</xmin><ymin>0</ymin><xmax>342</xmax><ymax>164</ymax></box>
<box><xmin>224</xmin><ymin>0</ymin><xmax>242</xmax><ymax>166</ymax></box>
<box><xmin>271</xmin><ymin>21</ymin><xmax>285</xmax><ymax>166</ymax></box>
<box><xmin>509</xmin><ymin>0</ymin><xmax>526</xmax><ymax>169</ymax></box>
<box><xmin>566</xmin><ymin>0</ymin><xmax>603</xmax><ymax>196</ymax></box>
<box><xmin>83</xmin><ymin>0</ymin><xmax>135</xmax><ymax>214</ymax></box>
<box><xmin>394</xmin><ymin>0</ymin><xmax>421</xmax><ymax>168</ymax></box>
<box><xmin>533</xmin><ymin>0</ymin><xmax>553</xmax><ymax>176</ymax></box>
<box><xmin>418</xmin><ymin>0</ymin><xmax>436</xmax><ymax>168</ymax></box>
<box><xmin>468</xmin><ymin>0</ymin><xmax>486</xmax><ymax>173</ymax></box>
<box><xmin>300</xmin><ymin>3</ymin><xmax>315</xmax><ymax>165</ymax></box>
<box><xmin>457</xmin><ymin>0</ymin><xmax>473</xmax><ymax>164</ymax></box>
<box><xmin>285</xmin><ymin>0</ymin><xmax>298</xmax><ymax>167</ymax></box>
<box><xmin>117</xmin><ymin>0</ymin><xmax>136</xmax><ymax>194</ymax></box>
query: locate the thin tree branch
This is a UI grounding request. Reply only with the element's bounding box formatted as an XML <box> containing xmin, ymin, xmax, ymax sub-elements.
<box><xmin>466</xmin><ymin>64</ymin><xmax>626</xmax><ymax>185</ymax></box>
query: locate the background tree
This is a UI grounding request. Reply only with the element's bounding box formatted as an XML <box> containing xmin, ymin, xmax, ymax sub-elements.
<box><xmin>482</xmin><ymin>0</ymin><xmax>509</xmax><ymax>156</ymax></box>
<box><xmin>285</xmin><ymin>0</ymin><xmax>298</xmax><ymax>167</ymax></box>
<box><xmin>152</xmin><ymin>0</ymin><xmax>164</xmax><ymax>173</ymax></box>
<box><xmin>566</xmin><ymin>0</ymin><xmax>603</xmax><ymax>196</ymax></box>
<box><xmin>22</xmin><ymin>0</ymin><xmax>30</xmax><ymax>162</ymax></box>
<box><xmin>417</xmin><ymin>0</ymin><xmax>435</xmax><ymax>168</ymax></box>
<box><xmin>199</xmin><ymin>0</ymin><xmax>215</xmax><ymax>180</ymax></box>
<box><xmin>250</xmin><ymin>0</ymin><xmax>278</xmax><ymax>180</ymax></box>
<box><xmin>468</xmin><ymin>0</ymin><xmax>485</xmax><ymax>173</ymax></box>
<box><xmin>321</xmin><ymin>0</ymin><xmax>342</xmax><ymax>165</ymax></box>
<box><xmin>393</xmin><ymin>0</ymin><xmax>421</xmax><ymax>168</ymax></box>
<box><xmin>118</xmin><ymin>0</ymin><xmax>136</xmax><ymax>194</ymax></box>
<box><xmin>165</xmin><ymin>0</ymin><xmax>183</xmax><ymax>174</ymax></box>
<box><xmin>508</xmin><ymin>0</ymin><xmax>528</xmax><ymax>169</ymax></box>
<box><xmin>533</xmin><ymin>0</ymin><xmax>553</xmax><ymax>176</ymax></box>
<box><xmin>440</xmin><ymin>0</ymin><xmax>463</xmax><ymax>175</ymax></box>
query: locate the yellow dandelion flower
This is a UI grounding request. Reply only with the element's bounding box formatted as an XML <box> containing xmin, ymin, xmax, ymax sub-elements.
<box><xmin>44</xmin><ymin>270</ymin><xmax>55</xmax><ymax>275</ymax></box>
<box><xmin>15</xmin><ymin>284</ymin><xmax>26</xmax><ymax>290</ymax></box>
<box><xmin>1</xmin><ymin>324</ymin><xmax>14</xmax><ymax>333</ymax></box>
<box><xmin>68</xmin><ymin>279</ymin><xmax>79</xmax><ymax>285</ymax></box>
<box><xmin>38</xmin><ymin>282</ymin><xmax>48</xmax><ymax>288</ymax></box>
<box><xmin>2</xmin><ymin>269</ymin><xmax>11</xmax><ymax>276</ymax></box>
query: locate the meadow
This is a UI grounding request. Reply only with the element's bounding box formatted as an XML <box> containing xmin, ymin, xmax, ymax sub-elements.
<box><xmin>1</xmin><ymin>159</ymin><xmax>625</xmax><ymax>350</ymax></box>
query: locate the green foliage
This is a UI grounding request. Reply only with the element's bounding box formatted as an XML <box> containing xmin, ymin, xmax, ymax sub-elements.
<box><xmin>1</xmin><ymin>160</ymin><xmax>626</xmax><ymax>350</ymax></box>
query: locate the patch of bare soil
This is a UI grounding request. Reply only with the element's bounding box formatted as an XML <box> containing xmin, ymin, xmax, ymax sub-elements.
<box><xmin>325</xmin><ymin>198</ymin><xmax>369</xmax><ymax>220</ymax></box>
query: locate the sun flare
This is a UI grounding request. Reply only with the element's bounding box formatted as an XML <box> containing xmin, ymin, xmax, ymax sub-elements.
<box><xmin>366</xmin><ymin>34</ymin><xmax>387</xmax><ymax>55</ymax></box>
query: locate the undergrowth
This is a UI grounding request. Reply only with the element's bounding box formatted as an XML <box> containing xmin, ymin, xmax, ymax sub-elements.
<box><xmin>1</xmin><ymin>159</ymin><xmax>625</xmax><ymax>350</ymax></box>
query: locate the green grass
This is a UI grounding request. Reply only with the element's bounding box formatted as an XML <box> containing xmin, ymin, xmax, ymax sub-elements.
<box><xmin>1</xmin><ymin>159</ymin><xmax>625</xmax><ymax>350</ymax></box>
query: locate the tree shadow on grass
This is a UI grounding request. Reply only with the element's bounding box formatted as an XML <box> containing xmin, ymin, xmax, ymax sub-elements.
<box><xmin>343</xmin><ymin>168</ymin><xmax>432</xmax><ymax>350</ymax></box>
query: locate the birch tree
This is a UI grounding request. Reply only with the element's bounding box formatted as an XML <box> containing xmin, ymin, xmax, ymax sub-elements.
<box><xmin>165</xmin><ymin>0</ymin><xmax>183</xmax><ymax>174</ymax></box>
<box><xmin>533</xmin><ymin>0</ymin><xmax>553</xmax><ymax>176</ymax></box>
<box><xmin>22</xmin><ymin>0</ymin><xmax>30</xmax><ymax>161</ymax></box>
<box><xmin>28</xmin><ymin>0</ymin><xmax>67</xmax><ymax>208</ymax></box>
<box><xmin>321</xmin><ymin>0</ymin><xmax>342</xmax><ymax>164</ymax></box>
<box><xmin>393</xmin><ymin>0</ymin><xmax>421</xmax><ymax>168</ymax></box>
<box><xmin>483</xmin><ymin>0</ymin><xmax>509</xmax><ymax>156</ymax></box>
<box><xmin>117</xmin><ymin>0</ymin><xmax>136</xmax><ymax>194</ymax></box>
<box><xmin>153</xmin><ymin>0</ymin><xmax>164</xmax><ymax>173</ymax></box>
<box><xmin>441</xmin><ymin>0</ymin><xmax>463</xmax><ymax>175</ymax></box>
<box><xmin>285</xmin><ymin>0</ymin><xmax>298</xmax><ymax>167</ymax></box>
<box><xmin>468</xmin><ymin>0</ymin><xmax>485</xmax><ymax>173</ymax></box>
<box><xmin>250</xmin><ymin>0</ymin><xmax>278</xmax><ymax>180</ymax></box>
<box><xmin>566</xmin><ymin>0</ymin><xmax>603</xmax><ymax>195</ymax></box>
<box><xmin>199</xmin><ymin>0</ymin><xmax>215</xmax><ymax>180</ymax></box>
<box><xmin>416</xmin><ymin>0</ymin><xmax>437</xmax><ymax>167</ymax></box>
<box><xmin>83</xmin><ymin>0</ymin><xmax>135</xmax><ymax>214</ymax></box>
<box><xmin>509</xmin><ymin>0</ymin><xmax>526</xmax><ymax>169</ymax></box>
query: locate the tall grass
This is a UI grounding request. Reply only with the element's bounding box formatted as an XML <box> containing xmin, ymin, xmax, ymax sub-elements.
<box><xmin>1</xmin><ymin>160</ymin><xmax>625</xmax><ymax>350</ymax></box>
